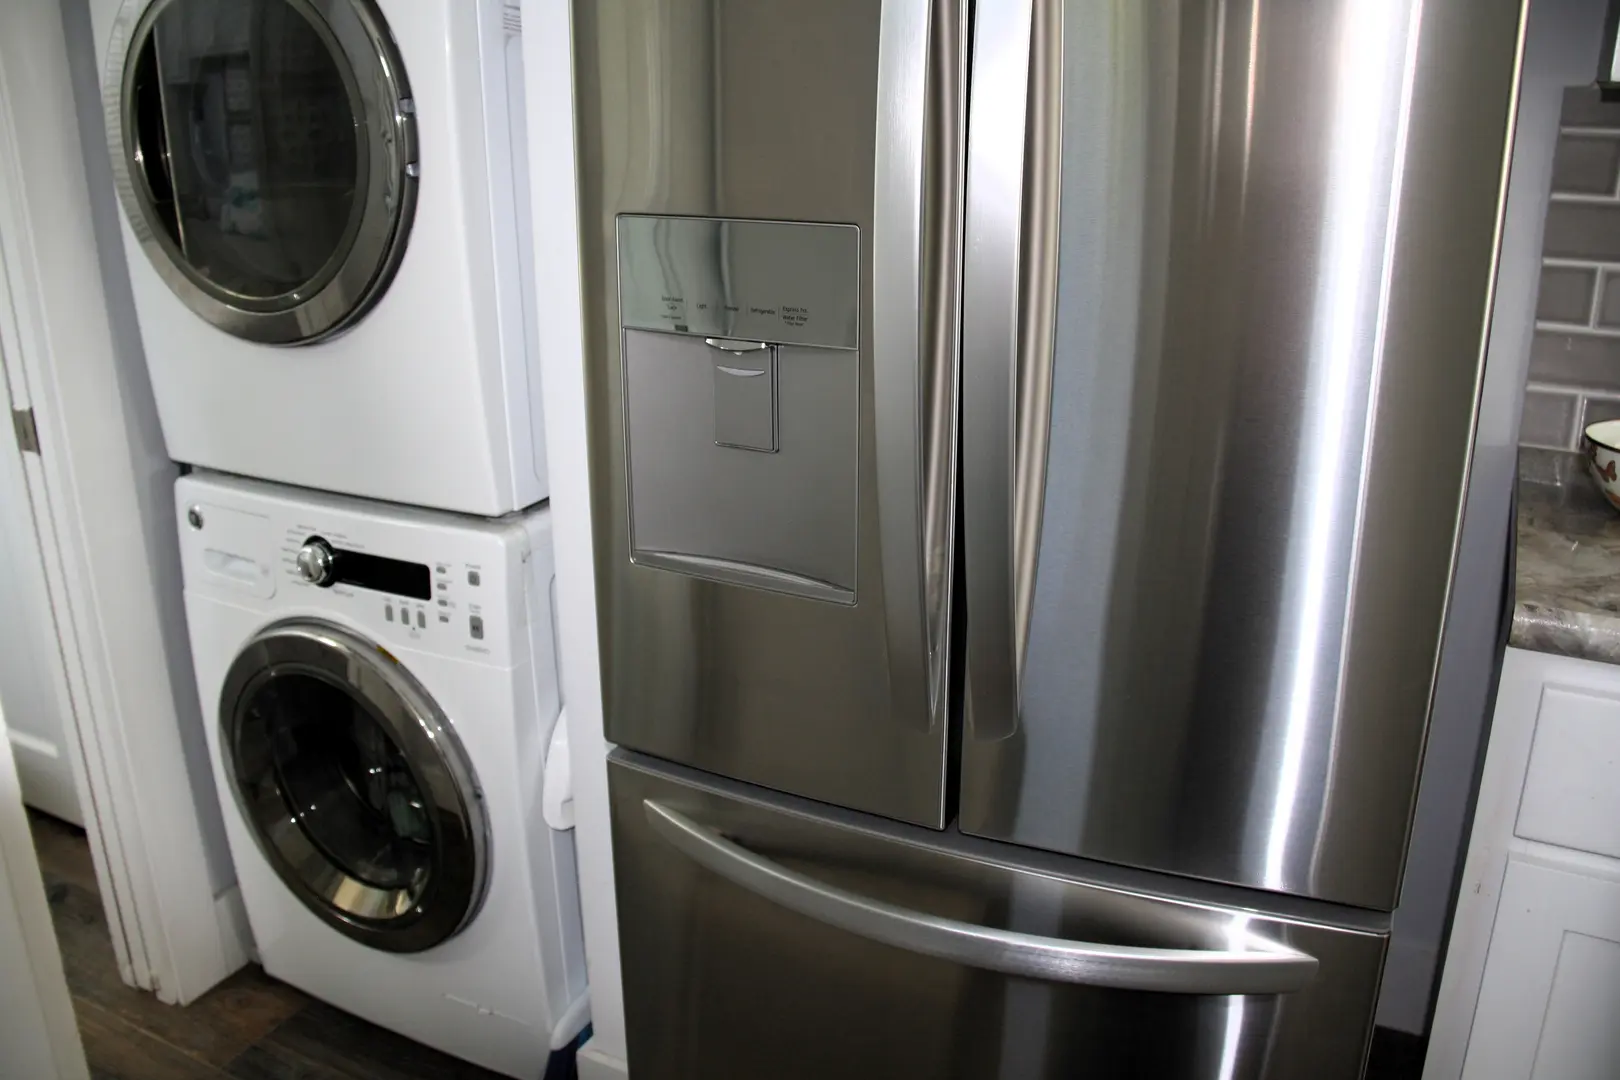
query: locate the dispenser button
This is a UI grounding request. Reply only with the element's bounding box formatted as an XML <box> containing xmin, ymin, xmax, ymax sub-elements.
<box><xmin>469</xmin><ymin>614</ymin><xmax>484</xmax><ymax>640</ymax></box>
<box><xmin>710</xmin><ymin>342</ymin><xmax>778</xmax><ymax>452</ymax></box>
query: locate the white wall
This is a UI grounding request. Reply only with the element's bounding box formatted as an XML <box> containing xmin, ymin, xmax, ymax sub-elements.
<box><xmin>1378</xmin><ymin>0</ymin><xmax>1609</xmax><ymax>1035</ymax></box>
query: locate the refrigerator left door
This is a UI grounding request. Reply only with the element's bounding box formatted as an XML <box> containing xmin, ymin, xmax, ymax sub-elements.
<box><xmin>609</xmin><ymin>753</ymin><xmax>1386</xmax><ymax>1080</ymax></box>
<box><xmin>574</xmin><ymin>1</ymin><xmax>964</xmax><ymax>826</ymax></box>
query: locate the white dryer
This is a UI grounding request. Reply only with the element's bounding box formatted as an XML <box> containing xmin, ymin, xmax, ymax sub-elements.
<box><xmin>93</xmin><ymin>0</ymin><xmax>548</xmax><ymax>515</ymax></box>
<box><xmin>177</xmin><ymin>471</ymin><xmax>586</xmax><ymax>1077</ymax></box>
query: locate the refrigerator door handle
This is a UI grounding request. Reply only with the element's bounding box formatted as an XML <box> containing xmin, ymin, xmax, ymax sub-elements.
<box><xmin>872</xmin><ymin>0</ymin><xmax>965</xmax><ymax>734</ymax></box>
<box><xmin>645</xmin><ymin>800</ymin><xmax>1320</xmax><ymax>996</ymax></box>
<box><xmin>960</xmin><ymin>0</ymin><xmax>1061</xmax><ymax>741</ymax></box>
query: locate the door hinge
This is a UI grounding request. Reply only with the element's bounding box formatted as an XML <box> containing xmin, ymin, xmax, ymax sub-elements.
<box><xmin>11</xmin><ymin>408</ymin><xmax>38</xmax><ymax>454</ymax></box>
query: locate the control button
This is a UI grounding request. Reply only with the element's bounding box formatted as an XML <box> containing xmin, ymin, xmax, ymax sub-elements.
<box><xmin>436</xmin><ymin>580</ymin><xmax>449</xmax><ymax>591</ymax></box>
<box><xmin>295</xmin><ymin>538</ymin><xmax>336</xmax><ymax>586</ymax></box>
<box><xmin>469</xmin><ymin>614</ymin><xmax>484</xmax><ymax>640</ymax></box>
<box><xmin>467</xmin><ymin>569</ymin><xmax>481</xmax><ymax>586</ymax></box>
<box><xmin>416</xmin><ymin>609</ymin><xmax>426</xmax><ymax>629</ymax></box>
<box><xmin>439</xmin><ymin>613</ymin><xmax>450</xmax><ymax>623</ymax></box>
<box><xmin>385</xmin><ymin>604</ymin><xmax>394</xmax><ymax>622</ymax></box>
<box><xmin>438</xmin><ymin>597</ymin><xmax>448</xmax><ymax>607</ymax></box>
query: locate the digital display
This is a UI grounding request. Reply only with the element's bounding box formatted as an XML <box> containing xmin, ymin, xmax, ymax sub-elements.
<box><xmin>333</xmin><ymin>549</ymin><xmax>431</xmax><ymax>600</ymax></box>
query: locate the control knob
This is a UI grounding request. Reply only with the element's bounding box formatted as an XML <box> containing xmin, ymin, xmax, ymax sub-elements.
<box><xmin>295</xmin><ymin>539</ymin><xmax>336</xmax><ymax>586</ymax></box>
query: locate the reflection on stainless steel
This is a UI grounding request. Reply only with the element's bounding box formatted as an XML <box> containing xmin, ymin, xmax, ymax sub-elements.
<box><xmin>103</xmin><ymin>0</ymin><xmax>417</xmax><ymax>344</ymax></box>
<box><xmin>1012</xmin><ymin>0</ymin><xmax>1062</xmax><ymax>705</ymax></box>
<box><xmin>576</xmin><ymin>0</ymin><xmax>963</xmax><ymax>825</ymax></box>
<box><xmin>616</xmin><ymin>216</ymin><xmax>861</xmax><ymax>348</ymax></box>
<box><xmin>220</xmin><ymin>619</ymin><xmax>487</xmax><ymax>952</ymax></box>
<box><xmin>611</xmin><ymin>755</ymin><xmax>1386</xmax><ymax>1080</ymax></box>
<box><xmin>960</xmin><ymin>0</ymin><xmax>1034</xmax><ymax>742</ymax></box>
<box><xmin>644</xmin><ymin>798</ymin><xmax>1318</xmax><ymax>995</ymax></box>
<box><xmin>959</xmin><ymin>0</ymin><xmax>1526</xmax><ymax>908</ymax></box>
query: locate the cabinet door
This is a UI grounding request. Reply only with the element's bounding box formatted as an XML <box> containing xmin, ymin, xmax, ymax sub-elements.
<box><xmin>1463</xmin><ymin>858</ymin><xmax>1620</xmax><ymax>1079</ymax></box>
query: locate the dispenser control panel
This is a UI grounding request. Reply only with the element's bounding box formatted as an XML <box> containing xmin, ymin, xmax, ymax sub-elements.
<box><xmin>616</xmin><ymin>215</ymin><xmax>860</xmax><ymax>350</ymax></box>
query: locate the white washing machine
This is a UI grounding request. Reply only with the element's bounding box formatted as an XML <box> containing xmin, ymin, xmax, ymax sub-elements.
<box><xmin>177</xmin><ymin>470</ymin><xmax>586</xmax><ymax>1077</ymax></box>
<box><xmin>93</xmin><ymin>0</ymin><xmax>548</xmax><ymax>515</ymax></box>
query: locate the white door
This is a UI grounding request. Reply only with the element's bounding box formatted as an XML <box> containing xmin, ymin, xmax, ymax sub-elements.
<box><xmin>1462</xmin><ymin>857</ymin><xmax>1620</xmax><ymax>1079</ymax></box>
<box><xmin>0</xmin><ymin>697</ymin><xmax>89</xmax><ymax>1079</ymax></box>
<box><xmin>0</xmin><ymin>329</ymin><xmax>80</xmax><ymax>825</ymax></box>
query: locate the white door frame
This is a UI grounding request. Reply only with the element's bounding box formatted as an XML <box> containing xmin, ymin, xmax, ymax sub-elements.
<box><xmin>522</xmin><ymin>4</ymin><xmax>627</xmax><ymax>1076</ymax></box>
<box><xmin>0</xmin><ymin>0</ymin><xmax>248</xmax><ymax>1006</ymax></box>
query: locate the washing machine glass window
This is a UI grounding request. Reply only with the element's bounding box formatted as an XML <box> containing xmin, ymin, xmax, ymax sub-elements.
<box><xmin>104</xmin><ymin>0</ymin><xmax>418</xmax><ymax>345</ymax></box>
<box><xmin>221</xmin><ymin>620</ymin><xmax>487</xmax><ymax>953</ymax></box>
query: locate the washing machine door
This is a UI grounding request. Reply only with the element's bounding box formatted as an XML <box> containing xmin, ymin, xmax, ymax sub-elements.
<box><xmin>103</xmin><ymin>0</ymin><xmax>416</xmax><ymax>345</ymax></box>
<box><xmin>220</xmin><ymin>620</ymin><xmax>487</xmax><ymax>953</ymax></box>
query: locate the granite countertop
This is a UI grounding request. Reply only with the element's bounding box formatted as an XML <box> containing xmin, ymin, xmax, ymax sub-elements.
<box><xmin>1511</xmin><ymin>448</ymin><xmax>1620</xmax><ymax>664</ymax></box>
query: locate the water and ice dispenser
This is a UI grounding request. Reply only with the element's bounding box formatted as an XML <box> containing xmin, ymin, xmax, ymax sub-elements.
<box><xmin>617</xmin><ymin>216</ymin><xmax>861</xmax><ymax>604</ymax></box>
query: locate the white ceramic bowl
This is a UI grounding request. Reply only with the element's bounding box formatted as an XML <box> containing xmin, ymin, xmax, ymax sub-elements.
<box><xmin>1585</xmin><ymin>419</ymin><xmax>1620</xmax><ymax>510</ymax></box>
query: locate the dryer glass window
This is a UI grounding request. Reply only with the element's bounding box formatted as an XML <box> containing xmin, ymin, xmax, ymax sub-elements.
<box><xmin>132</xmin><ymin>0</ymin><xmax>360</xmax><ymax>300</ymax></box>
<box><xmin>108</xmin><ymin>0</ymin><xmax>416</xmax><ymax>344</ymax></box>
<box><xmin>249</xmin><ymin>673</ymin><xmax>431</xmax><ymax>892</ymax></box>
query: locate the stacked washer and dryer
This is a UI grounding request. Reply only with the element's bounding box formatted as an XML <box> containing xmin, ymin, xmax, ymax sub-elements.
<box><xmin>91</xmin><ymin>0</ymin><xmax>587</xmax><ymax>1075</ymax></box>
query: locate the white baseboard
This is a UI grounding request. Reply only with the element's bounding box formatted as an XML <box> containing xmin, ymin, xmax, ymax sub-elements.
<box><xmin>579</xmin><ymin>1039</ymin><xmax>629</xmax><ymax>1080</ymax></box>
<box><xmin>1377</xmin><ymin>934</ymin><xmax>1441</xmax><ymax>1035</ymax></box>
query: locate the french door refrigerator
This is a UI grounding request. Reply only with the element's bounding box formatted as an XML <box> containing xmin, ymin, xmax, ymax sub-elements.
<box><xmin>573</xmin><ymin>0</ymin><xmax>1526</xmax><ymax>1076</ymax></box>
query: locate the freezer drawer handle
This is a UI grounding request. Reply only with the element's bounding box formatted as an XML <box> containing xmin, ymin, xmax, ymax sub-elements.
<box><xmin>645</xmin><ymin>800</ymin><xmax>1319</xmax><ymax>995</ymax></box>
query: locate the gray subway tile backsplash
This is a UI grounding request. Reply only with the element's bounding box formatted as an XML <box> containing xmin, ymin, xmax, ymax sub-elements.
<box><xmin>1551</xmin><ymin>135</ymin><xmax>1620</xmax><ymax>195</ymax></box>
<box><xmin>1519</xmin><ymin>88</ymin><xmax>1620</xmax><ymax>448</ymax></box>
<box><xmin>1581</xmin><ymin>395</ymin><xmax>1620</xmax><ymax>434</ymax></box>
<box><xmin>1556</xmin><ymin>86</ymin><xmax>1614</xmax><ymax>129</ymax></box>
<box><xmin>1520</xmin><ymin>389</ymin><xmax>1579</xmax><ymax>449</ymax></box>
<box><xmin>1542</xmin><ymin>202</ymin><xmax>1620</xmax><ymax>261</ymax></box>
<box><xmin>1600</xmin><ymin>273</ymin><xmax>1620</xmax><ymax>329</ymax></box>
<box><xmin>1538</xmin><ymin>265</ymin><xmax>1597</xmax><ymax>323</ymax></box>
<box><xmin>1530</xmin><ymin>331</ymin><xmax>1620</xmax><ymax>392</ymax></box>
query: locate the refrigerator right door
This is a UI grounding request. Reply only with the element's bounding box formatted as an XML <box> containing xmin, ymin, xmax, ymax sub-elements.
<box><xmin>959</xmin><ymin>0</ymin><xmax>1527</xmax><ymax>909</ymax></box>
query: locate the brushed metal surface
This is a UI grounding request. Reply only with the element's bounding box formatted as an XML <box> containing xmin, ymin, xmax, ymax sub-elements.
<box><xmin>616</xmin><ymin>216</ymin><xmax>861</xmax><ymax>348</ymax></box>
<box><xmin>624</xmin><ymin>330</ymin><xmax>858</xmax><ymax>601</ymax></box>
<box><xmin>575</xmin><ymin>0</ymin><xmax>961</xmax><ymax>825</ymax></box>
<box><xmin>644</xmin><ymin>799</ymin><xmax>1318</xmax><ymax>994</ymax></box>
<box><xmin>611</xmin><ymin>754</ymin><xmax>1386</xmax><ymax>1080</ymax></box>
<box><xmin>960</xmin><ymin>0</ymin><xmax>1527</xmax><ymax>908</ymax></box>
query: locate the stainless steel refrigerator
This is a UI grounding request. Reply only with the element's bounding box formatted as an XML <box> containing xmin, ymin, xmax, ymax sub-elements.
<box><xmin>572</xmin><ymin>1</ymin><xmax>1527</xmax><ymax>1076</ymax></box>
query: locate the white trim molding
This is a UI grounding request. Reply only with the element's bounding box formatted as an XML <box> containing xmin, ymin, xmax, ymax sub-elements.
<box><xmin>0</xmin><ymin>0</ymin><xmax>246</xmax><ymax>1005</ymax></box>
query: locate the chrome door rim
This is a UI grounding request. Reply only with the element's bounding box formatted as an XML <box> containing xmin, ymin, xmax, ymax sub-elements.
<box><xmin>103</xmin><ymin>0</ymin><xmax>417</xmax><ymax>345</ymax></box>
<box><xmin>220</xmin><ymin>619</ymin><xmax>487</xmax><ymax>952</ymax></box>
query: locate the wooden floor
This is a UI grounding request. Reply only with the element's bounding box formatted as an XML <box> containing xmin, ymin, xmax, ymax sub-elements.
<box><xmin>27</xmin><ymin>810</ymin><xmax>508</xmax><ymax>1080</ymax></box>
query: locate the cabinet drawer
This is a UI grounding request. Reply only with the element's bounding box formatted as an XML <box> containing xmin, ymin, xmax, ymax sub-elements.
<box><xmin>1516</xmin><ymin>685</ymin><xmax>1620</xmax><ymax>860</ymax></box>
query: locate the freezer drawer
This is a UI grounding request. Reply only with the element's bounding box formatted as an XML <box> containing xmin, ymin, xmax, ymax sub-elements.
<box><xmin>610</xmin><ymin>754</ymin><xmax>1386</xmax><ymax>1080</ymax></box>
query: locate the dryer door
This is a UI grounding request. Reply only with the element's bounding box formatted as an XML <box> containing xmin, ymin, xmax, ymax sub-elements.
<box><xmin>220</xmin><ymin>620</ymin><xmax>487</xmax><ymax>953</ymax></box>
<box><xmin>103</xmin><ymin>0</ymin><xmax>417</xmax><ymax>345</ymax></box>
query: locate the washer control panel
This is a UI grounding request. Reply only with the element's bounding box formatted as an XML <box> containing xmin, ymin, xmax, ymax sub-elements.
<box><xmin>179</xmin><ymin>473</ymin><xmax>542</xmax><ymax>668</ymax></box>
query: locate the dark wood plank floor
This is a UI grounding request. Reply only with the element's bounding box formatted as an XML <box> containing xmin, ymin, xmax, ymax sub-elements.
<box><xmin>27</xmin><ymin>810</ymin><xmax>507</xmax><ymax>1080</ymax></box>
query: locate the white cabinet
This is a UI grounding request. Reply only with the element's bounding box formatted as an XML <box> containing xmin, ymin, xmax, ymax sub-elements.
<box><xmin>1462</xmin><ymin>859</ymin><xmax>1620</xmax><ymax>1079</ymax></box>
<box><xmin>1429</xmin><ymin>648</ymin><xmax>1620</xmax><ymax>1079</ymax></box>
